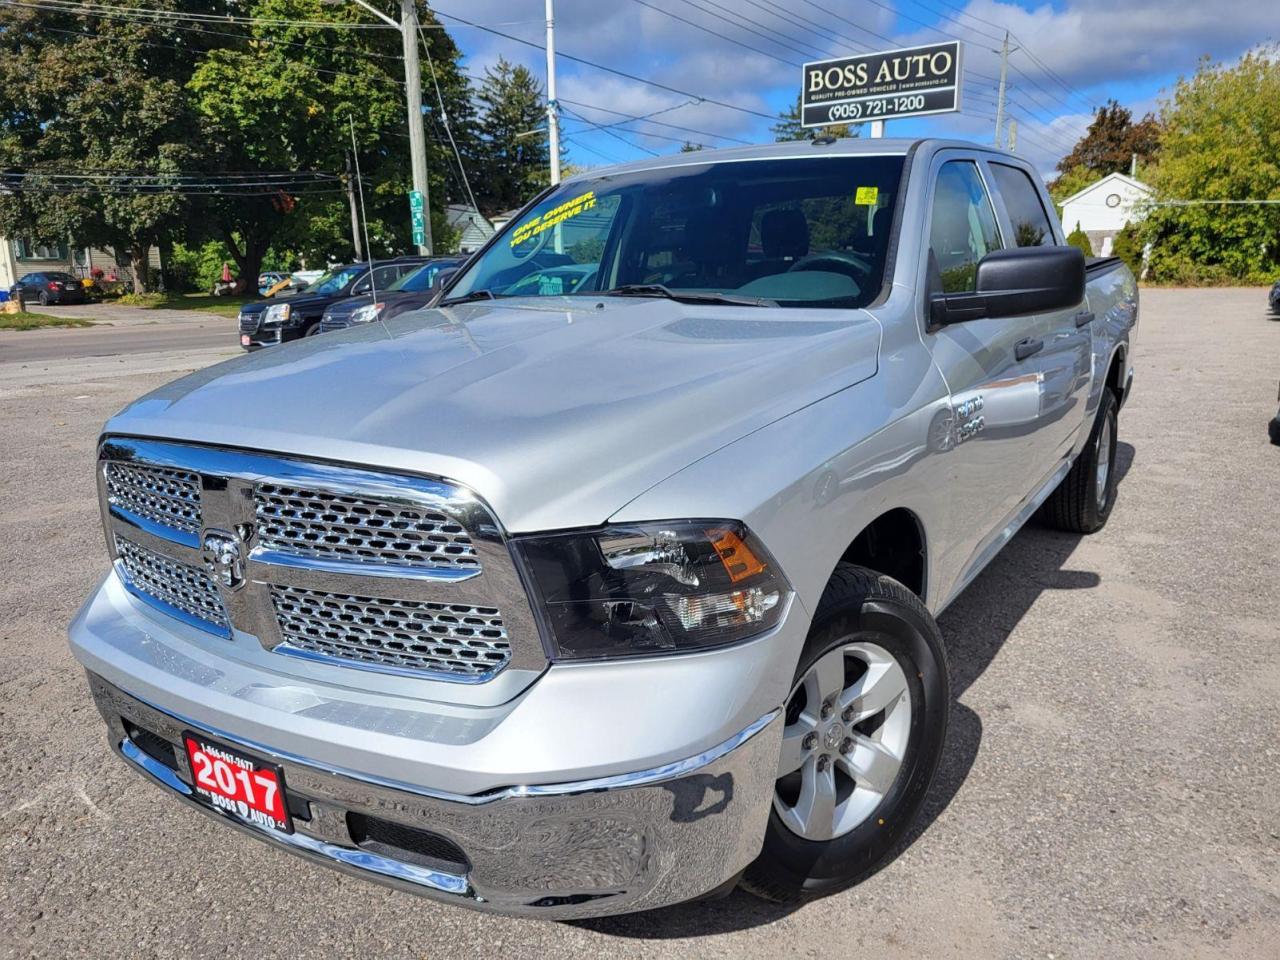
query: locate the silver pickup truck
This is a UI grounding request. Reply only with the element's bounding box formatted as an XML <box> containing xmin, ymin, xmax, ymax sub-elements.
<box><xmin>70</xmin><ymin>138</ymin><xmax>1136</xmax><ymax>918</ymax></box>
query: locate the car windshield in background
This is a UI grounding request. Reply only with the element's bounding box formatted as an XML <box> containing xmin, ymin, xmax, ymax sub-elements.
<box><xmin>444</xmin><ymin>155</ymin><xmax>905</xmax><ymax>309</ymax></box>
<box><xmin>309</xmin><ymin>267</ymin><xmax>362</xmax><ymax>296</ymax></box>
<box><xmin>389</xmin><ymin>263</ymin><xmax>443</xmax><ymax>293</ymax></box>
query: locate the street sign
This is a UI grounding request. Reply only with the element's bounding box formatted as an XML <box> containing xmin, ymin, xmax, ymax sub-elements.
<box><xmin>801</xmin><ymin>41</ymin><xmax>962</xmax><ymax>128</ymax></box>
<box><xmin>407</xmin><ymin>190</ymin><xmax>424</xmax><ymax>212</ymax></box>
<box><xmin>410</xmin><ymin>210</ymin><xmax>425</xmax><ymax>230</ymax></box>
<box><xmin>412</xmin><ymin>229</ymin><xmax>426</xmax><ymax>246</ymax></box>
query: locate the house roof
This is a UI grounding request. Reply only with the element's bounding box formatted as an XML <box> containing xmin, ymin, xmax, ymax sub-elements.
<box><xmin>445</xmin><ymin>203</ymin><xmax>490</xmax><ymax>229</ymax></box>
<box><xmin>1059</xmin><ymin>171</ymin><xmax>1153</xmax><ymax>207</ymax></box>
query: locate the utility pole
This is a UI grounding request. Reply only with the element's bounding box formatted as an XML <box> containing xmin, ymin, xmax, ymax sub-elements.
<box><xmin>400</xmin><ymin>0</ymin><xmax>432</xmax><ymax>253</ymax></box>
<box><xmin>993</xmin><ymin>31</ymin><xmax>1018</xmax><ymax>149</ymax></box>
<box><xmin>345</xmin><ymin>153</ymin><xmax>364</xmax><ymax>260</ymax></box>
<box><xmin>545</xmin><ymin>0</ymin><xmax>561</xmax><ymax>185</ymax></box>
<box><xmin>349</xmin><ymin>0</ymin><xmax>432</xmax><ymax>254</ymax></box>
<box><xmin>1008</xmin><ymin>119</ymin><xmax>1017</xmax><ymax>153</ymax></box>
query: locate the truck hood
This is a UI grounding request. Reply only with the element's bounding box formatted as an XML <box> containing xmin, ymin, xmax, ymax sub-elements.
<box><xmin>108</xmin><ymin>297</ymin><xmax>881</xmax><ymax>531</ymax></box>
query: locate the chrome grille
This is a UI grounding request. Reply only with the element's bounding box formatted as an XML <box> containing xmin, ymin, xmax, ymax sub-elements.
<box><xmin>238</xmin><ymin>310</ymin><xmax>260</xmax><ymax>334</ymax></box>
<box><xmin>254</xmin><ymin>483</ymin><xmax>480</xmax><ymax>571</ymax></box>
<box><xmin>104</xmin><ymin>462</ymin><xmax>202</xmax><ymax>535</ymax></box>
<box><xmin>116</xmin><ymin>536</ymin><xmax>229</xmax><ymax>631</ymax></box>
<box><xmin>270</xmin><ymin>585</ymin><xmax>509</xmax><ymax>678</ymax></box>
<box><xmin>99</xmin><ymin>438</ymin><xmax>540</xmax><ymax>683</ymax></box>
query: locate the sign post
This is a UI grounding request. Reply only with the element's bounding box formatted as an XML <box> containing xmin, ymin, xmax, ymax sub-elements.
<box><xmin>408</xmin><ymin>190</ymin><xmax>426</xmax><ymax>249</ymax></box>
<box><xmin>801</xmin><ymin>41</ymin><xmax>963</xmax><ymax>132</ymax></box>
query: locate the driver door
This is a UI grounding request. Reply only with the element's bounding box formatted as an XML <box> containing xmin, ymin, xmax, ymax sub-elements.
<box><xmin>923</xmin><ymin>155</ymin><xmax>1052</xmax><ymax>593</ymax></box>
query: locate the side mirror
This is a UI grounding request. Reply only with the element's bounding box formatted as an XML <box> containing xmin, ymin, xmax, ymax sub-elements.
<box><xmin>930</xmin><ymin>246</ymin><xmax>1085</xmax><ymax>326</ymax></box>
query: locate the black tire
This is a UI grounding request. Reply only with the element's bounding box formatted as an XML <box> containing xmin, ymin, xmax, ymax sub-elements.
<box><xmin>38</xmin><ymin>290</ymin><xmax>49</xmax><ymax>307</ymax></box>
<box><xmin>740</xmin><ymin>564</ymin><xmax>950</xmax><ymax>904</ymax></box>
<box><xmin>303</xmin><ymin>322</ymin><xmax>321</xmax><ymax>337</ymax></box>
<box><xmin>1039</xmin><ymin>388</ymin><xmax>1119</xmax><ymax>534</ymax></box>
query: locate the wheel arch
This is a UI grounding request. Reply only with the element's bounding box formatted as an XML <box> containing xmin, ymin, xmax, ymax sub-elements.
<box><xmin>1106</xmin><ymin>343</ymin><xmax>1128</xmax><ymax>407</ymax></box>
<box><xmin>835</xmin><ymin>507</ymin><xmax>928</xmax><ymax>603</ymax></box>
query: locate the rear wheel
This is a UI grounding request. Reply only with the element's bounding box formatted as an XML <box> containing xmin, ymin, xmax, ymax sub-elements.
<box><xmin>740</xmin><ymin>565</ymin><xmax>949</xmax><ymax>903</ymax></box>
<box><xmin>1039</xmin><ymin>388</ymin><xmax>1119</xmax><ymax>533</ymax></box>
<box><xmin>38</xmin><ymin>290</ymin><xmax>49</xmax><ymax>307</ymax></box>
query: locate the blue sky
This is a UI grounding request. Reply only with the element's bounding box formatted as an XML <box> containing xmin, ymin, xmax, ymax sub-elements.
<box><xmin>427</xmin><ymin>0</ymin><xmax>1277</xmax><ymax>177</ymax></box>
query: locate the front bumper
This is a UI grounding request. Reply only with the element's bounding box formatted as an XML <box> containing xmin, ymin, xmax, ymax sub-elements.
<box><xmin>88</xmin><ymin>672</ymin><xmax>781</xmax><ymax>919</ymax></box>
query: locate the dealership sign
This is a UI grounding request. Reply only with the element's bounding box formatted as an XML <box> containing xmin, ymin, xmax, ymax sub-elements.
<box><xmin>801</xmin><ymin>41</ymin><xmax>963</xmax><ymax>128</ymax></box>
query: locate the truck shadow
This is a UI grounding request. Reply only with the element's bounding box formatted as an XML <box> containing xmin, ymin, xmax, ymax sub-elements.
<box><xmin>575</xmin><ymin>442</ymin><xmax>1134</xmax><ymax>938</ymax></box>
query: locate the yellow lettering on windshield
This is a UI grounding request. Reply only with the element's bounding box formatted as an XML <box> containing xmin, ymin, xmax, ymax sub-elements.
<box><xmin>510</xmin><ymin>191</ymin><xmax>597</xmax><ymax>247</ymax></box>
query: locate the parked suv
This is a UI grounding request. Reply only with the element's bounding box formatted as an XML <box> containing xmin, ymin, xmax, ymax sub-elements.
<box><xmin>9</xmin><ymin>271</ymin><xmax>88</xmax><ymax>307</ymax></box>
<box><xmin>238</xmin><ymin>257</ymin><xmax>427</xmax><ymax>348</ymax></box>
<box><xmin>73</xmin><ymin>138</ymin><xmax>1136</xmax><ymax>918</ymax></box>
<box><xmin>318</xmin><ymin>257</ymin><xmax>464</xmax><ymax>333</ymax></box>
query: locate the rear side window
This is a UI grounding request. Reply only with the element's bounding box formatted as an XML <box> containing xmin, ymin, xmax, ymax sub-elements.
<box><xmin>990</xmin><ymin>163</ymin><xmax>1056</xmax><ymax>247</ymax></box>
<box><xmin>929</xmin><ymin>161</ymin><xmax>1002</xmax><ymax>293</ymax></box>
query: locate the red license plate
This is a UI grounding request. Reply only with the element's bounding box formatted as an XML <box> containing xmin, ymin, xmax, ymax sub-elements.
<box><xmin>240</xmin><ymin>334</ymin><xmax>251</xmax><ymax>346</ymax></box>
<box><xmin>183</xmin><ymin>732</ymin><xmax>292</xmax><ymax>834</ymax></box>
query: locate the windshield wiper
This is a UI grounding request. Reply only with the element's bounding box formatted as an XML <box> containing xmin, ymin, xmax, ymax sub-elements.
<box><xmin>439</xmin><ymin>289</ymin><xmax>496</xmax><ymax>306</ymax></box>
<box><xmin>603</xmin><ymin>283</ymin><xmax>777</xmax><ymax>307</ymax></box>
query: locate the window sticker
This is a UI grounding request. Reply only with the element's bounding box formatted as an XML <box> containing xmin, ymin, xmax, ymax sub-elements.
<box><xmin>510</xmin><ymin>191</ymin><xmax>597</xmax><ymax>247</ymax></box>
<box><xmin>855</xmin><ymin>186</ymin><xmax>879</xmax><ymax>205</ymax></box>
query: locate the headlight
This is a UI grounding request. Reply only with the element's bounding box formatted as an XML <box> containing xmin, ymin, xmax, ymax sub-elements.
<box><xmin>262</xmin><ymin>303</ymin><xmax>290</xmax><ymax>326</ymax></box>
<box><xmin>512</xmin><ymin>520</ymin><xmax>789</xmax><ymax>661</ymax></box>
<box><xmin>350</xmin><ymin>302</ymin><xmax>385</xmax><ymax>324</ymax></box>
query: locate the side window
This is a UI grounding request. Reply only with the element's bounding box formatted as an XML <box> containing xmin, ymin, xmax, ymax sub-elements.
<box><xmin>351</xmin><ymin>274</ymin><xmax>371</xmax><ymax>294</ymax></box>
<box><xmin>989</xmin><ymin>163</ymin><xmax>1056</xmax><ymax>247</ymax></box>
<box><xmin>929</xmin><ymin>161</ymin><xmax>1002</xmax><ymax>293</ymax></box>
<box><xmin>372</xmin><ymin>265</ymin><xmax>402</xmax><ymax>287</ymax></box>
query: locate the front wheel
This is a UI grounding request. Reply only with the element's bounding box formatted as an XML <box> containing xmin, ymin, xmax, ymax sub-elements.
<box><xmin>741</xmin><ymin>564</ymin><xmax>950</xmax><ymax>903</ymax></box>
<box><xmin>38</xmin><ymin>291</ymin><xmax>49</xmax><ymax>307</ymax></box>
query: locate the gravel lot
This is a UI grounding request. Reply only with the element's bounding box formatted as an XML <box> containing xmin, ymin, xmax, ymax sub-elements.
<box><xmin>1</xmin><ymin>288</ymin><xmax>1277</xmax><ymax>959</ymax></box>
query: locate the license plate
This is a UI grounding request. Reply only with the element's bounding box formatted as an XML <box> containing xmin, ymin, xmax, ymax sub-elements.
<box><xmin>240</xmin><ymin>334</ymin><xmax>251</xmax><ymax>346</ymax></box>
<box><xmin>183</xmin><ymin>732</ymin><xmax>292</xmax><ymax>834</ymax></box>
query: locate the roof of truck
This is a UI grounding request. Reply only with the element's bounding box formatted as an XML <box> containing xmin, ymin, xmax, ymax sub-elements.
<box><xmin>560</xmin><ymin>137</ymin><xmax>1017</xmax><ymax>184</ymax></box>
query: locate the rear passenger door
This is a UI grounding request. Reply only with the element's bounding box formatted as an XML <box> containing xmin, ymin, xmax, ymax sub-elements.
<box><xmin>986</xmin><ymin>160</ymin><xmax>1093</xmax><ymax>467</ymax></box>
<box><xmin>923</xmin><ymin>155</ymin><xmax>1051</xmax><ymax>577</ymax></box>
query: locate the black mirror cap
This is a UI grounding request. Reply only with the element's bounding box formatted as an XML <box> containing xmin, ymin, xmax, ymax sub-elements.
<box><xmin>931</xmin><ymin>246</ymin><xmax>1086</xmax><ymax>326</ymax></box>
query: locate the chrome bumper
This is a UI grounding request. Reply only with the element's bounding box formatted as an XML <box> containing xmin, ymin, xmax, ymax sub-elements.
<box><xmin>88</xmin><ymin>672</ymin><xmax>782</xmax><ymax>919</ymax></box>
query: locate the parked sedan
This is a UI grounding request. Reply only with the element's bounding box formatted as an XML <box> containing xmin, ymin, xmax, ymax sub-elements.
<box><xmin>9</xmin><ymin>271</ymin><xmax>88</xmax><ymax>307</ymax></box>
<box><xmin>317</xmin><ymin>258</ymin><xmax>465</xmax><ymax>333</ymax></box>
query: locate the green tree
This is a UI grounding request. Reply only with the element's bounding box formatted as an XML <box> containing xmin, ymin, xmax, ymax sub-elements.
<box><xmin>772</xmin><ymin>96</ymin><xmax>855</xmax><ymax>141</ymax></box>
<box><xmin>1048</xmin><ymin>164</ymin><xmax>1097</xmax><ymax>216</ymax></box>
<box><xmin>1066</xmin><ymin>223</ymin><xmax>1094</xmax><ymax>257</ymax></box>
<box><xmin>186</xmin><ymin>1</ymin><xmax>476</xmax><ymax>288</ymax></box>
<box><xmin>1142</xmin><ymin>48</ymin><xmax>1280</xmax><ymax>284</ymax></box>
<box><xmin>474</xmin><ymin>58</ymin><xmax>550</xmax><ymax>214</ymax></box>
<box><xmin>1051</xmin><ymin>99</ymin><xmax>1161</xmax><ymax>190</ymax></box>
<box><xmin>0</xmin><ymin>1</ymin><xmax>207</xmax><ymax>291</ymax></box>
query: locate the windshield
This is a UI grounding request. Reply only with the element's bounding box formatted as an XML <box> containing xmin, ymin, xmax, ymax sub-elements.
<box><xmin>445</xmin><ymin>155</ymin><xmax>905</xmax><ymax>309</ymax></box>
<box><xmin>309</xmin><ymin>266</ymin><xmax>363</xmax><ymax>296</ymax></box>
<box><xmin>389</xmin><ymin>261</ymin><xmax>451</xmax><ymax>293</ymax></box>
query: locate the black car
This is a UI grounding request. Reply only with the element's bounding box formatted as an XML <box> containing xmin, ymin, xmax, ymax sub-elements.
<box><xmin>9</xmin><ymin>271</ymin><xmax>87</xmax><ymax>307</ymax></box>
<box><xmin>1269</xmin><ymin>279</ymin><xmax>1280</xmax><ymax>315</ymax></box>
<box><xmin>317</xmin><ymin>258</ymin><xmax>465</xmax><ymax>334</ymax></box>
<box><xmin>238</xmin><ymin>257</ymin><xmax>428</xmax><ymax>349</ymax></box>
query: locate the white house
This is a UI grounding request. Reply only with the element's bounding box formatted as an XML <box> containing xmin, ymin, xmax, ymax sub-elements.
<box><xmin>445</xmin><ymin>204</ymin><xmax>495</xmax><ymax>254</ymax></box>
<box><xmin>1058</xmin><ymin>172</ymin><xmax>1153</xmax><ymax>257</ymax></box>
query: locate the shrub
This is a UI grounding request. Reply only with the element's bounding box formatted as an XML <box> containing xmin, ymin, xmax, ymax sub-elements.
<box><xmin>1112</xmin><ymin>223</ymin><xmax>1144</xmax><ymax>277</ymax></box>
<box><xmin>1066</xmin><ymin>223</ymin><xmax>1094</xmax><ymax>258</ymax></box>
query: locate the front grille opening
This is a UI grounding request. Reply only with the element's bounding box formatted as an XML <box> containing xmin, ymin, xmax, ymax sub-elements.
<box><xmin>346</xmin><ymin>813</ymin><xmax>469</xmax><ymax>875</ymax></box>
<box><xmin>124</xmin><ymin>720</ymin><xmax>180</xmax><ymax>772</ymax></box>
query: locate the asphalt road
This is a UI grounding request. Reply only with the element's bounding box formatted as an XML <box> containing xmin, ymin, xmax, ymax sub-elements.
<box><xmin>0</xmin><ymin>316</ymin><xmax>231</xmax><ymax>364</ymax></box>
<box><xmin>1</xmin><ymin>288</ymin><xmax>1277</xmax><ymax>959</ymax></box>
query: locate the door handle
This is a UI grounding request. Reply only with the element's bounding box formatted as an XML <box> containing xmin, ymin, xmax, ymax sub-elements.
<box><xmin>1015</xmin><ymin>337</ymin><xmax>1044</xmax><ymax>361</ymax></box>
<box><xmin>1074</xmin><ymin>311</ymin><xmax>1095</xmax><ymax>328</ymax></box>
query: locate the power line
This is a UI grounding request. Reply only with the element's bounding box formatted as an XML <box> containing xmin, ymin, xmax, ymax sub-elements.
<box><xmin>435</xmin><ymin>9</ymin><xmax>778</xmax><ymax>122</ymax></box>
<box><xmin>557</xmin><ymin>96</ymin><xmax>750</xmax><ymax>145</ymax></box>
<box><xmin>629</xmin><ymin>0</ymin><xmax>799</xmax><ymax>67</ymax></box>
<box><xmin>2</xmin><ymin>0</ymin><xmax>393</xmax><ymax>29</ymax></box>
